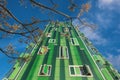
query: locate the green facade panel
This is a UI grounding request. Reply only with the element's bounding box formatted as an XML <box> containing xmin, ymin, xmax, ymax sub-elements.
<box><xmin>3</xmin><ymin>22</ymin><xmax>120</xmax><ymax>80</ymax></box>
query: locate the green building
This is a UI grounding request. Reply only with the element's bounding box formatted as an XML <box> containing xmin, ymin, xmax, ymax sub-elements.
<box><xmin>3</xmin><ymin>22</ymin><xmax>120</xmax><ymax>80</ymax></box>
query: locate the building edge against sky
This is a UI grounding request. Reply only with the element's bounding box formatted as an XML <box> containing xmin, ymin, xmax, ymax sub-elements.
<box><xmin>2</xmin><ymin>21</ymin><xmax>120</xmax><ymax>80</ymax></box>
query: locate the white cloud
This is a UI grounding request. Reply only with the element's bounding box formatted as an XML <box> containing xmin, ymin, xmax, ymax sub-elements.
<box><xmin>96</xmin><ymin>13</ymin><xmax>111</xmax><ymax>28</ymax></box>
<box><xmin>98</xmin><ymin>0</ymin><xmax>120</xmax><ymax>11</ymax></box>
<box><xmin>96</xmin><ymin>14</ymin><xmax>110</xmax><ymax>23</ymax></box>
<box><xmin>118</xmin><ymin>24</ymin><xmax>120</xmax><ymax>29</ymax></box>
<box><xmin>72</xmin><ymin>19</ymin><xmax>107</xmax><ymax>45</ymax></box>
<box><xmin>117</xmin><ymin>49</ymin><xmax>120</xmax><ymax>53</ymax></box>
<box><xmin>112</xmin><ymin>24</ymin><xmax>120</xmax><ymax>34</ymax></box>
<box><xmin>106</xmin><ymin>53</ymin><xmax>120</xmax><ymax>71</ymax></box>
<box><xmin>99</xmin><ymin>0</ymin><xmax>113</xmax><ymax>5</ymax></box>
<box><xmin>80</xmin><ymin>27</ymin><xmax>107</xmax><ymax>45</ymax></box>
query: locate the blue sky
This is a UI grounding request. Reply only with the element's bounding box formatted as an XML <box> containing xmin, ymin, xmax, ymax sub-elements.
<box><xmin>81</xmin><ymin>0</ymin><xmax>120</xmax><ymax>71</ymax></box>
<box><xmin>0</xmin><ymin>0</ymin><xmax>120</xmax><ymax>79</ymax></box>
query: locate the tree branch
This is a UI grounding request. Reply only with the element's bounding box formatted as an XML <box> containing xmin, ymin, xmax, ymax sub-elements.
<box><xmin>0</xmin><ymin>4</ymin><xmax>40</xmax><ymax>26</ymax></box>
<box><xmin>65</xmin><ymin>17</ymin><xmax>96</xmax><ymax>29</ymax></box>
<box><xmin>30</xmin><ymin>0</ymin><xmax>70</xmax><ymax>18</ymax></box>
<box><xmin>0</xmin><ymin>27</ymin><xmax>39</xmax><ymax>36</ymax></box>
<box><xmin>0</xmin><ymin>4</ymin><xmax>42</xmax><ymax>43</ymax></box>
<box><xmin>23</xmin><ymin>19</ymin><xmax>51</xmax><ymax>26</ymax></box>
<box><xmin>0</xmin><ymin>48</ymin><xmax>18</xmax><ymax>59</ymax></box>
<box><xmin>0</xmin><ymin>3</ymin><xmax>50</xmax><ymax>26</ymax></box>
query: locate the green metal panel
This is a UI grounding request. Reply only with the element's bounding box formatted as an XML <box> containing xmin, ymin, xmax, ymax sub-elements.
<box><xmin>3</xmin><ymin>22</ymin><xmax>120</xmax><ymax>80</ymax></box>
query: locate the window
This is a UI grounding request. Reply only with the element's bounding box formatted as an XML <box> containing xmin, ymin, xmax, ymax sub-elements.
<box><xmin>57</xmin><ymin>46</ymin><xmax>69</xmax><ymax>59</ymax></box>
<box><xmin>48</xmin><ymin>39</ymin><xmax>56</xmax><ymax>43</ymax></box>
<box><xmin>64</xmin><ymin>28</ymin><xmax>69</xmax><ymax>32</ymax></box>
<box><xmin>46</xmin><ymin>33</ymin><xmax>51</xmax><ymax>37</ymax></box>
<box><xmin>38</xmin><ymin>64</ymin><xmax>52</xmax><ymax>76</ymax></box>
<box><xmin>38</xmin><ymin>46</ymin><xmax>48</xmax><ymax>55</ymax></box>
<box><xmin>69</xmin><ymin>65</ymin><xmax>93</xmax><ymax>77</ymax></box>
<box><xmin>70</xmin><ymin>38</ymin><xmax>79</xmax><ymax>46</ymax></box>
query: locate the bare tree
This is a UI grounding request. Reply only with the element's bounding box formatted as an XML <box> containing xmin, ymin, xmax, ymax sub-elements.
<box><xmin>0</xmin><ymin>0</ymin><xmax>94</xmax><ymax>61</ymax></box>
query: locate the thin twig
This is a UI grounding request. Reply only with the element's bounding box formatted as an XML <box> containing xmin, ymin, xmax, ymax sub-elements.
<box><xmin>30</xmin><ymin>0</ymin><xmax>70</xmax><ymax>18</ymax></box>
<box><xmin>0</xmin><ymin>48</ymin><xmax>18</xmax><ymax>59</ymax></box>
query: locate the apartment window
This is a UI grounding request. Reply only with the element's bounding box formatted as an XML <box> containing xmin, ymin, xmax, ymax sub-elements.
<box><xmin>38</xmin><ymin>46</ymin><xmax>48</xmax><ymax>55</ymax></box>
<box><xmin>38</xmin><ymin>64</ymin><xmax>52</xmax><ymax>76</ymax></box>
<box><xmin>70</xmin><ymin>38</ymin><xmax>79</xmax><ymax>46</ymax></box>
<box><xmin>57</xmin><ymin>46</ymin><xmax>69</xmax><ymax>59</ymax></box>
<box><xmin>46</xmin><ymin>33</ymin><xmax>51</xmax><ymax>37</ymax></box>
<box><xmin>48</xmin><ymin>39</ymin><xmax>56</xmax><ymax>43</ymax></box>
<box><xmin>69</xmin><ymin>65</ymin><xmax>93</xmax><ymax>77</ymax></box>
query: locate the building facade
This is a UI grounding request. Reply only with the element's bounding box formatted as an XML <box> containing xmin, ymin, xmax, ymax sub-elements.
<box><xmin>3</xmin><ymin>22</ymin><xmax>120</xmax><ymax>80</ymax></box>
